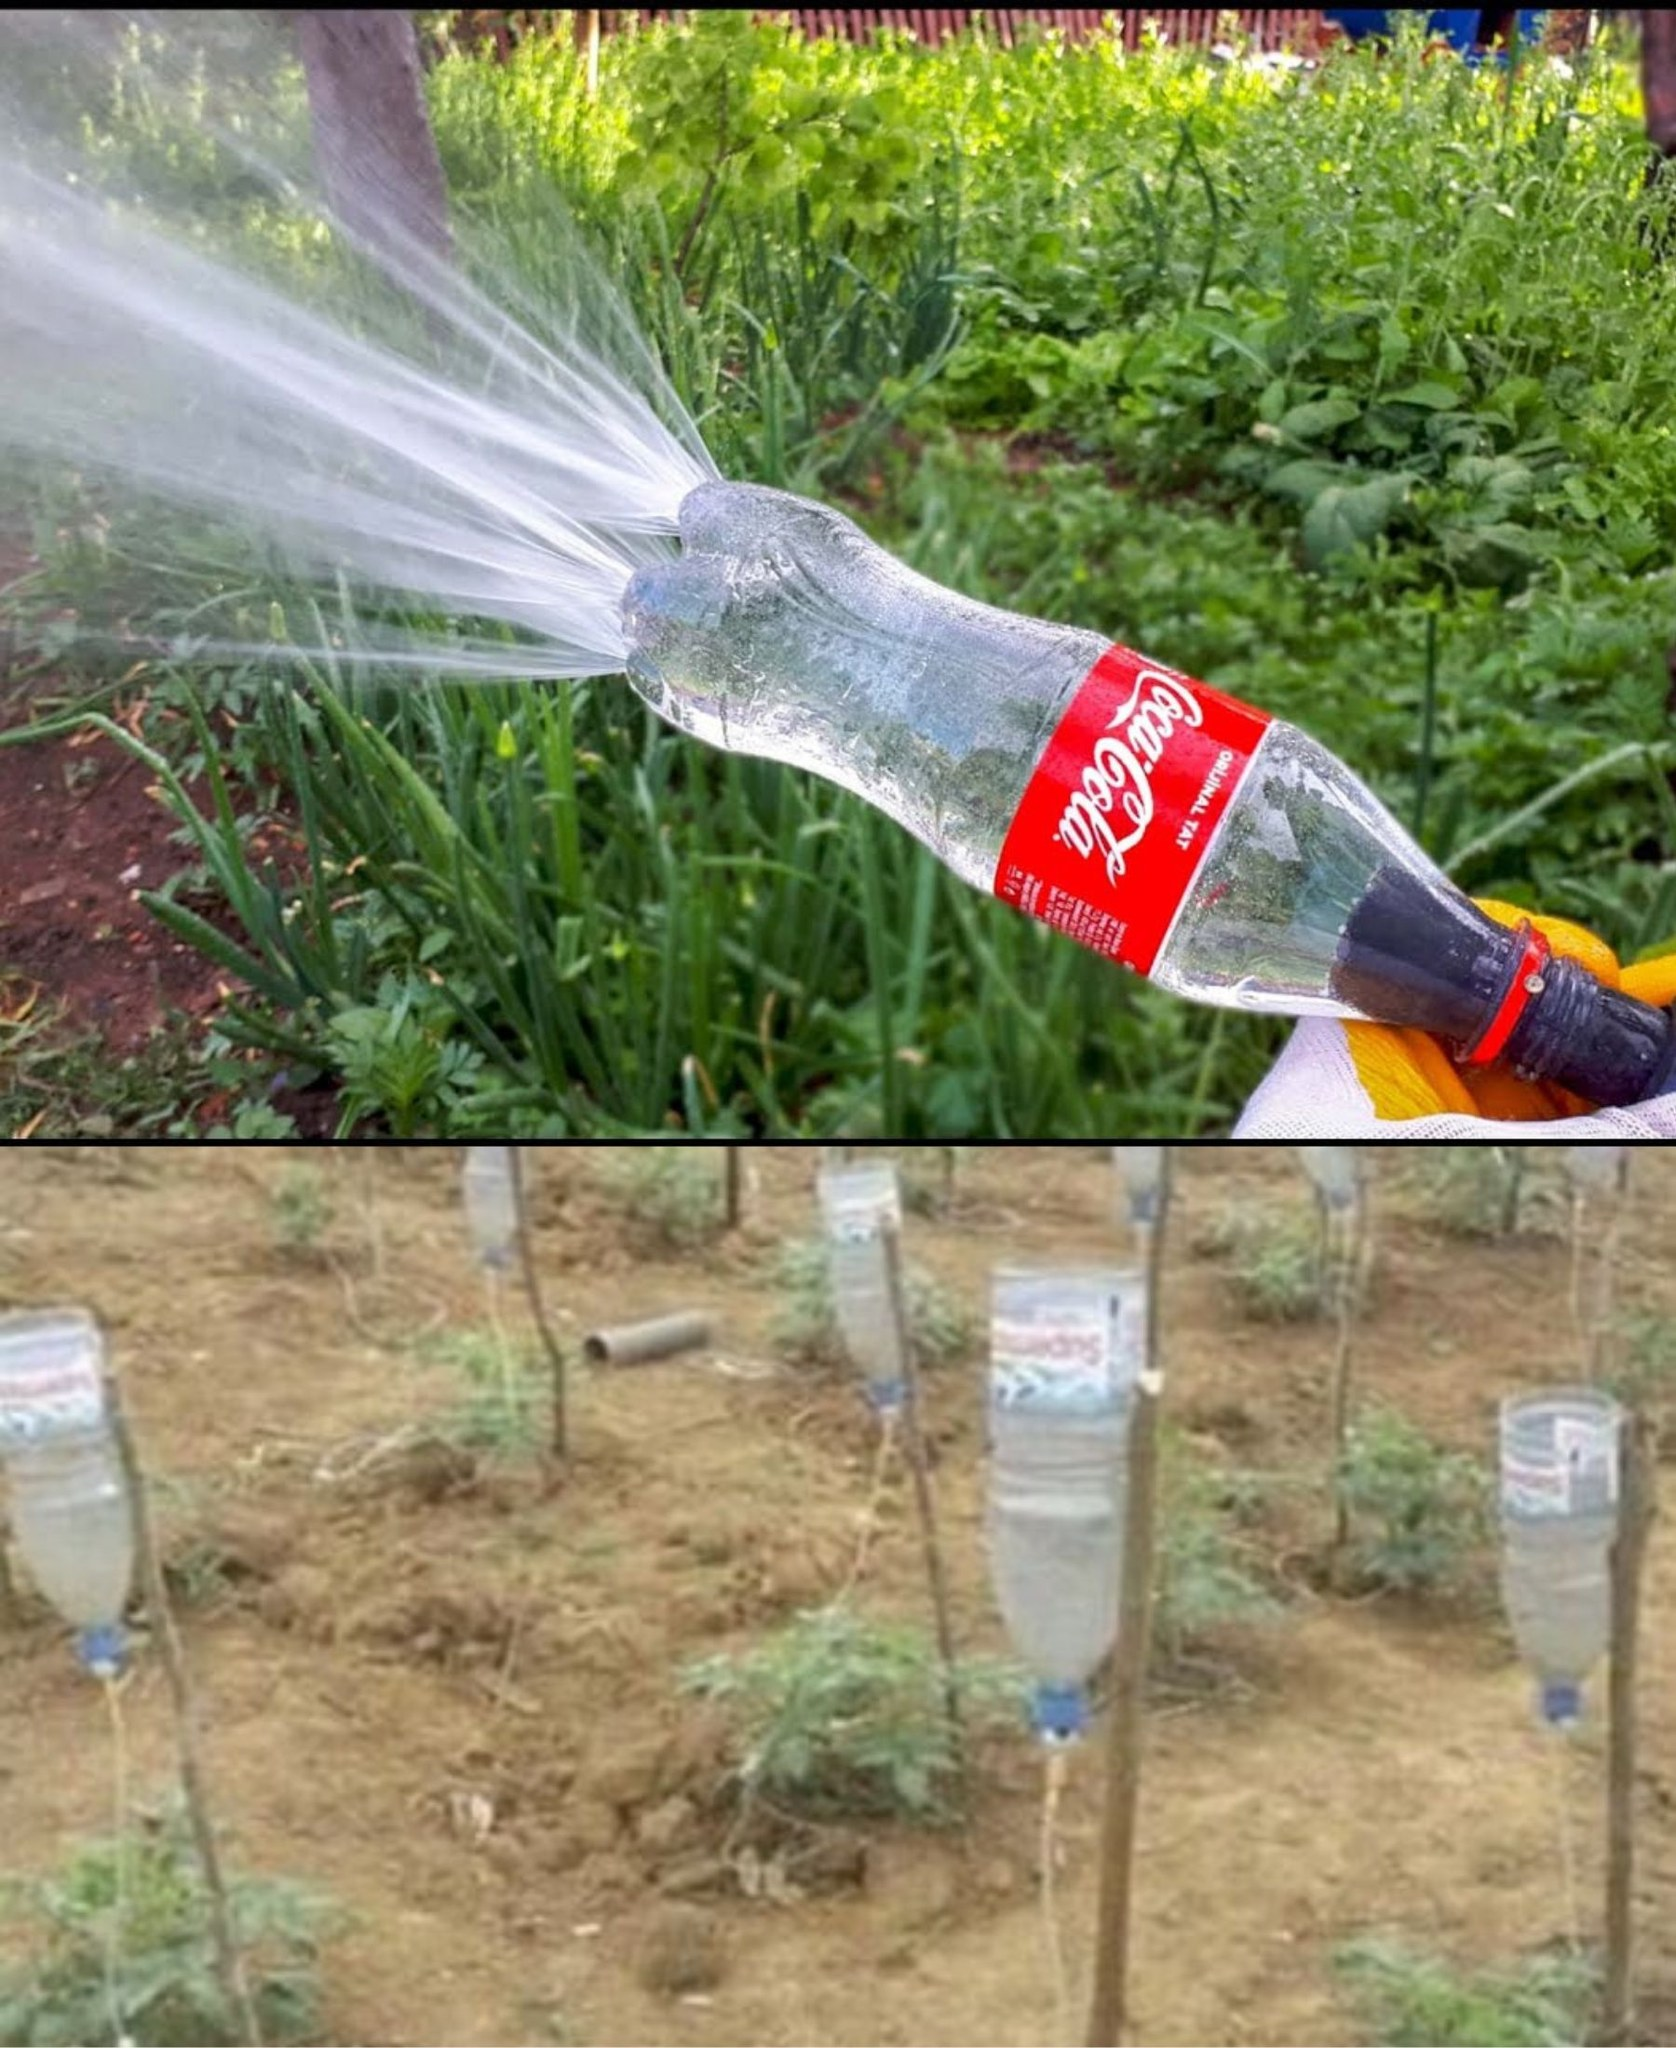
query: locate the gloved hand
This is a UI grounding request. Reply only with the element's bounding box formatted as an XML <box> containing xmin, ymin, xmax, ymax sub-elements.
<box><xmin>1235</xmin><ymin>901</ymin><xmax>1676</xmax><ymax>1139</ymax></box>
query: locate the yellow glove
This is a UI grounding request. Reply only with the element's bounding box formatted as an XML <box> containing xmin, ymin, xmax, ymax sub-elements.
<box><xmin>1235</xmin><ymin>901</ymin><xmax>1676</xmax><ymax>1139</ymax></box>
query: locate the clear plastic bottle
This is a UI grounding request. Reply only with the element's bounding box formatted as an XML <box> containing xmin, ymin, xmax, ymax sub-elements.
<box><xmin>1564</xmin><ymin>1144</ymin><xmax>1627</xmax><ymax>1197</ymax></box>
<box><xmin>462</xmin><ymin>1145</ymin><xmax>517</xmax><ymax>1271</ymax></box>
<box><xmin>1112</xmin><ymin>1147</ymin><xmax>1165</xmax><ymax>1228</ymax></box>
<box><xmin>622</xmin><ymin>482</ymin><xmax>1676</xmax><ymax>1107</ymax></box>
<box><xmin>816</xmin><ymin>1160</ymin><xmax>907</xmax><ymax>1410</ymax></box>
<box><xmin>1498</xmin><ymin>1388</ymin><xmax>1621</xmax><ymax>1726</ymax></box>
<box><xmin>1297</xmin><ymin>1146</ymin><xmax>1360</xmax><ymax>1214</ymax></box>
<box><xmin>0</xmin><ymin>1308</ymin><xmax>133</xmax><ymax>1672</ymax></box>
<box><xmin>986</xmin><ymin>1269</ymin><xmax>1144</xmax><ymax>1740</ymax></box>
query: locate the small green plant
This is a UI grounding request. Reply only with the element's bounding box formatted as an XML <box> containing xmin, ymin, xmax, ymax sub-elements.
<box><xmin>1407</xmin><ymin>1148</ymin><xmax>1562</xmax><ymax>1240</ymax></box>
<box><xmin>268</xmin><ymin>1166</ymin><xmax>333</xmax><ymax>1259</ymax></box>
<box><xmin>1332</xmin><ymin>1937</ymin><xmax>1598</xmax><ymax>2048</ymax></box>
<box><xmin>162</xmin><ymin>1539</ymin><xmax>236</xmax><ymax>1611</ymax></box>
<box><xmin>0</xmin><ymin>1801</ymin><xmax>342</xmax><ymax>2047</ymax></box>
<box><xmin>1337</xmin><ymin>1405</ymin><xmax>1490</xmax><ymax>1593</ymax></box>
<box><xmin>416</xmin><ymin>1324</ymin><xmax>549</xmax><ymax>1458</ymax></box>
<box><xmin>1154</xmin><ymin>1441</ymin><xmax>1285</xmax><ymax>1667</ymax></box>
<box><xmin>1198</xmin><ymin>1205</ymin><xmax>1326</xmax><ymax>1322</ymax></box>
<box><xmin>595</xmin><ymin>1148</ymin><xmax>724</xmax><ymax>1251</ymax></box>
<box><xmin>768</xmin><ymin>1237</ymin><xmax>972</xmax><ymax>1371</ymax></box>
<box><xmin>886</xmin><ymin>1148</ymin><xmax>958</xmax><ymax>1217</ymax></box>
<box><xmin>681</xmin><ymin>1609</ymin><xmax>1025</xmax><ymax>1822</ymax></box>
<box><xmin>1604</xmin><ymin>1306</ymin><xmax>1676</xmax><ymax>1435</ymax></box>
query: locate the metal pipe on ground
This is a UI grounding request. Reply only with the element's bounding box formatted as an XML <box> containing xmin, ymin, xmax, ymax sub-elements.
<box><xmin>582</xmin><ymin>1313</ymin><xmax>712</xmax><ymax>1367</ymax></box>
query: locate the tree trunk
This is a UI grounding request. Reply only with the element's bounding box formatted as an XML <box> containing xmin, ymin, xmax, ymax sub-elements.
<box><xmin>576</xmin><ymin>10</ymin><xmax>601</xmax><ymax>96</ymax></box>
<box><xmin>291</xmin><ymin>11</ymin><xmax>452</xmax><ymax>267</ymax></box>
<box><xmin>1645</xmin><ymin>10</ymin><xmax>1676</xmax><ymax>165</ymax></box>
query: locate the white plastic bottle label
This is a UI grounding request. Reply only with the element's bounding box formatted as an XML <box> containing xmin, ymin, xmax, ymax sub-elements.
<box><xmin>1554</xmin><ymin>1416</ymin><xmax>1619</xmax><ymax>1502</ymax></box>
<box><xmin>1502</xmin><ymin>1455</ymin><xmax>1571</xmax><ymax>1518</ymax></box>
<box><xmin>995</xmin><ymin>645</ymin><xmax>1271</xmax><ymax>976</ymax></box>
<box><xmin>992</xmin><ymin>1301</ymin><xmax>1134</xmax><ymax>1411</ymax></box>
<box><xmin>0</xmin><ymin>1354</ymin><xmax>107</xmax><ymax>1450</ymax></box>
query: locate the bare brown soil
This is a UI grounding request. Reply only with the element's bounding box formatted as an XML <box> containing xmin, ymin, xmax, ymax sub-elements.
<box><xmin>0</xmin><ymin>719</ymin><xmax>231</xmax><ymax>1054</ymax></box>
<box><xmin>0</xmin><ymin>1143</ymin><xmax>1673</xmax><ymax>2048</ymax></box>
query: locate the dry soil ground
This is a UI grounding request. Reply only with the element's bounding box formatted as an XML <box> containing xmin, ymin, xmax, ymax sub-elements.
<box><xmin>0</xmin><ymin>1143</ymin><xmax>1673</xmax><ymax>2048</ymax></box>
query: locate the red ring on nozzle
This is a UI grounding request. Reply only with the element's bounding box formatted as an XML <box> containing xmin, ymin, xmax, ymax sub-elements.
<box><xmin>1459</xmin><ymin>920</ymin><xmax>1551</xmax><ymax>1069</ymax></box>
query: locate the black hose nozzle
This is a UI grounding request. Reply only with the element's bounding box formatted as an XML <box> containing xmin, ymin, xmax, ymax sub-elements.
<box><xmin>1502</xmin><ymin>954</ymin><xmax>1676</xmax><ymax>1107</ymax></box>
<box><xmin>1333</xmin><ymin>865</ymin><xmax>1676</xmax><ymax>1109</ymax></box>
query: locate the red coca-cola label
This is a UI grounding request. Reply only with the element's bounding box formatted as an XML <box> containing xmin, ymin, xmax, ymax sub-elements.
<box><xmin>995</xmin><ymin>645</ymin><xmax>1271</xmax><ymax>977</ymax></box>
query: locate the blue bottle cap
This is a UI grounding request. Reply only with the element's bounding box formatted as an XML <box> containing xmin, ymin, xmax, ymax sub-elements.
<box><xmin>1540</xmin><ymin>1679</ymin><xmax>1582</xmax><ymax>1729</ymax></box>
<box><xmin>77</xmin><ymin>1623</ymin><xmax>127</xmax><ymax>1679</ymax></box>
<box><xmin>866</xmin><ymin>1378</ymin><xmax>905</xmax><ymax>1415</ymax></box>
<box><xmin>1032</xmin><ymin>1685</ymin><xmax>1088</xmax><ymax>1743</ymax></box>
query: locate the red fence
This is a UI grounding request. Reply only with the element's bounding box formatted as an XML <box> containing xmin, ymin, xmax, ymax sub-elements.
<box><xmin>776</xmin><ymin>11</ymin><xmax>1323</xmax><ymax>45</ymax></box>
<box><xmin>445</xmin><ymin>10</ymin><xmax>1332</xmax><ymax>59</ymax></box>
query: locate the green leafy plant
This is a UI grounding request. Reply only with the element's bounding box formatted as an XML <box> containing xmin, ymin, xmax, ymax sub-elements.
<box><xmin>1332</xmin><ymin>1937</ymin><xmax>1597</xmax><ymax>2048</ymax></box>
<box><xmin>1337</xmin><ymin>1404</ymin><xmax>1490</xmax><ymax>1592</ymax></box>
<box><xmin>0</xmin><ymin>1801</ymin><xmax>342</xmax><ymax>2047</ymax></box>
<box><xmin>768</xmin><ymin>1236</ymin><xmax>972</xmax><ymax>1370</ymax></box>
<box><xmin>415</xmin><ymin>1324</ymin><xmax>549</xmax><ymax>1458</ymax></box>
<box><xmin>268</xmin><ymin>1165</ymin><xmax>333</xmax><ymax>1258</ymax></box>
<box><xmin>681</xmin><ymin>1608</ymin><xmax>1025</xmax><ymax>1821</ymax></box>
<box><xmin>1603</xmin><ymin>1304</ymin><xmax>1676</xmax><ymax>1438</ymax></box>
<box><xmin>1197</xmin><ymin>1203</ymin><xmax>1327</xmax><ymax>1322</ymax></box>
<box><xmin>1406</xmin><ymin>1147</ymin><xmax>1562</xmax><ymax>1239</ymax></box>
<box><xmin>1153</xmin><ymin>1439</ymin><xmax>1284</xmax><ymax>1667</ymax></box>
<box><xmin>594</xmin><ymin>1147</ymin><xmax>726</xmax><ymax>1251</ymax></box>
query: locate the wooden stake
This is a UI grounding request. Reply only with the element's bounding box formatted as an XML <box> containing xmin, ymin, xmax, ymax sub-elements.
<box><xmin>101</xmin><ymin>1364</ymin><xmax>262</xmax><ymax>2048</ymax></box>
<box><xmin>1327</xmin><ymin>1191</ymin><xmax>1363</xmax><ymax>1558</ymax></box>
<box><xmin>1604</xmin><ymin>1406</ymin><xmax>1656</xmax><ymax>2045</ymax></box>
<box><xmin>880</xmin><ymin>1219</ymin><xmax>966</xmax><ymax>1795</ymax></box>
<box><xmin>1592</xmin><ymin>1193</ymin><xmax>1626</xmax><ymax>1387</ymax></box>
<box><xmin>1500</xmin><ymin>1146</ymin><xmax>1528</xmax><ymax>1238</ymax></box>
<box><xmin>1086</xmin><ymin>1153</ymin><xmax>1172</xmax><ymax>2048</ymax></box>
<box><xmin>361</xmin><ymin>1149</ymin><xmax>385</xmax><ymax>1285</ymax></box>
<box><xmin>723</xmin><ymin>1146</ymin><xmax>743</xmax><ymax>1231</ymax></box>
<box><xmin>508</xmin><ymin>1148</ymin><xmax>567</xmax><ymax>1462</ymax></box>
<box><xmin>1569</xmin><ymin>1190</ymin><xmax>1590</xmax><ymax>1377</ymax></box>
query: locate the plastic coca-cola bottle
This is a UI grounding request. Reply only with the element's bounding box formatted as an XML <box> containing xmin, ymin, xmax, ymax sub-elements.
<box><xmin>622</xmin><ymin>483</ymin><xmax>1676</xmax><ymax>1108</ymax></box>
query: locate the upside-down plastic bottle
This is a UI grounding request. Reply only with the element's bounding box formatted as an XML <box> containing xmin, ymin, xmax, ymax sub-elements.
<box><xmin>986</xmin><ymin>1269</ymin><xmax>1143</xmax><ymax>1743</ymax></box>
<box><xmin>462</xmin><ymin>1145</ymin><xmax>517</xmax><ymax>1272</ymax></box>
<box><xmin>622</xmin><ymin>483</ymin><xmax>1676</xmax><ymax>1108</ymax></box>
<box><xmin>0</xmin><ymin>1308</ymin><xmax>133</xmax><ymax>1676</ymax></box>
<box><xmin>816</xmin><ymin>1159</ymin><xmax>908</xmax><ymax>1412</ymax></box>
<box><xmin>1498</xmin><ymin>1388</ymin><xmax>1621</xmax><ymax>1727</ymax></box>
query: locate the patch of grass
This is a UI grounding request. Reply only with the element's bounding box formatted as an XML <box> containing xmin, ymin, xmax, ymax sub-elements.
<box><xmin>1337</xmin><ymin>1404</ymin><xmax>1490</xmax><ymax>1593</ymax></box>
<box><xmin>1332</xmin><ymin>1937</ymin><xmax>1597</xmax><ymax>2048</ymax></box>
<box><xmin>680</xmin><ymin>1608</ymin><xmax>1025</xmax><ymax>1823</ymax></box>
<box><xmin>768</xmin><ymin>1236</ymin><xmax>973</xmax><ymax>1371</ymax></box>
<box><xmin>0</xmin><ymin>1799</ymin><xmax>343</xmax><ymax>2048</ymax></box>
